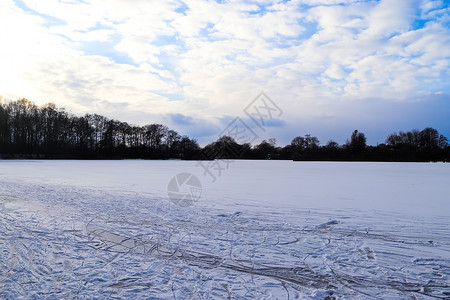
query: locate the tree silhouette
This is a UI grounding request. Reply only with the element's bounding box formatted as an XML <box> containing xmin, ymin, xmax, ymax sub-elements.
<box><xmin>419</xmin><ymin>127</ymin><xmax>439</xmax><ymax>152</ymax></box>
<box><xmin>0</xmin><ymin>99</ymin><xmax>200</xmax><ymax>159</ymax></box>
<box><xmin>0</xmin><ymin>98</ymin><xmax>448</xmax><ymax>161</ymax></box>
<box><xmin>439</xmin><ymin>135</ymin><xmax>448</xmax><ymax>149</ymax></box>
<box><xmin>347</xmin><ymin>130</ymin><xmax>366</xmax><ymax>156</ymax></box>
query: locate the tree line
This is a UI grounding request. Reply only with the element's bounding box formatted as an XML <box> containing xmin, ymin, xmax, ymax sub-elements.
<box><xmin>200</xmin><ymin>129</ymin><xmax>448</xmax><ymax>161</ymax></box>
<box><xmin>0</xmin><ymin>98</ymin><xmax>448</xmax><ymax>161</ymax></box>
<box><xmin>0</xmin><ymin>99</ymin><xmax>200</xmax><ymax>159</ymax></box>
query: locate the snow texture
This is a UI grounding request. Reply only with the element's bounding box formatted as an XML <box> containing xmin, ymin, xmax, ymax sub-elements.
<box><xmin>0</xmin><ymin>160</ymin><xmax>449</xmax><ymax>299</ymax></box>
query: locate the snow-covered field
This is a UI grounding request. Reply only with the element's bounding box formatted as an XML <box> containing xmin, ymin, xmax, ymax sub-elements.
<box><xmin>0</xmin><ymin>160</ymin><xmax>449</xmax><ymax>299</ymax></box>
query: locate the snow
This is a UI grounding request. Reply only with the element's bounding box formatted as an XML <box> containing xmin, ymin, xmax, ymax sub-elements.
<box><xmin>0</xmin><ymin>160</ymin><xmax>449</xmax><ymax>299</ymax></box>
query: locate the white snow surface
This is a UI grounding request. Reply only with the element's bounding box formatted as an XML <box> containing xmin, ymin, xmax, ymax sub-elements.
<box><xmin>0</xmin><ymin>160</ymin><xmax>449</xmax><ymax>299</ymax></box>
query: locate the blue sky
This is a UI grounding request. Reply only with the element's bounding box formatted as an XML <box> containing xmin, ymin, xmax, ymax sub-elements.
<box><xmin>0</xmin><ymin>0</ymin><xmax>449</xmax><ymax>146</ymax></box>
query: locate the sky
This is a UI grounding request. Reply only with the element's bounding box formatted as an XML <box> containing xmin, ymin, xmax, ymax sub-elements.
<box><xmin>0</xmin><ymin>0</ymin><xmax>449</xmax><ymax>146</ymax></box>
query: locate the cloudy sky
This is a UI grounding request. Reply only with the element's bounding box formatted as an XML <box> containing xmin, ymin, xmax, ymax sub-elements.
<box><xmin>0</xmin><ymin>0</ymin><xmax>449</xmax><ymax>145</ymax></box>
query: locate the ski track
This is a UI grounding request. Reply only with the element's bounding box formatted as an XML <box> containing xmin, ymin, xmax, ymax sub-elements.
<box><xmin>1</xmin><ymin>181</ymin><xmax>449</xmax><ymax>299</ymax></box>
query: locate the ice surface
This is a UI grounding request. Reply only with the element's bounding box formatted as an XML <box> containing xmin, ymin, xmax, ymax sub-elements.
<box><xmin>0</xmin><ymin>160</ymin><xmax>449</xmax><ymax>299</ymax></box>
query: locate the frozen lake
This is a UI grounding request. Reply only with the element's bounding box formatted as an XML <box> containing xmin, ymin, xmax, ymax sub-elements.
<box><xmin>1</xmin><ymin>160</ymin><xmax>449</xmax><ymax>299</ymax></box>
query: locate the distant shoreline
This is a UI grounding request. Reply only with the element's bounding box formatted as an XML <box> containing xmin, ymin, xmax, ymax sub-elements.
<box><xmin>1</xmin><ymin>99</ymin><xmax>449</xmax><ymax>162</ymax></box>
<box><xmin>0</xmin><ymin>156</ymin><xmax>447</xmax><ymax>163</ymax></box>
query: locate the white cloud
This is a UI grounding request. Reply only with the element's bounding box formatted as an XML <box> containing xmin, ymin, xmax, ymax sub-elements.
<box><xmin>0</xmin><ymin>1</ymin><xmax>79</xmax><ymax>98</ymax></box>
<box><xmin>325</xmin><ymin>64</ymin><xmax>347</xmax><ymax>80</ymax></box>
<box><xmin>362</xmin><ymin>0</ymin><xmax>416</xmax><ymax>38</ymax></box>
<box><xmin>53</xmin><ymin>27</ymin><xmax>116</xmax><ymax>42</ymax></box>
<box><xmin>26</xmin><ymin>54</ymin><xmax>208</xmax><ymax>121</ymax></box>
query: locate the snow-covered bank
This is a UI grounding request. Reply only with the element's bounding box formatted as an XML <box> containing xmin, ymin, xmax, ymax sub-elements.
<box><xmin>0</xmin><ymin>160</ymin><xmax>449</xmax><ymax>298</ymax></box>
